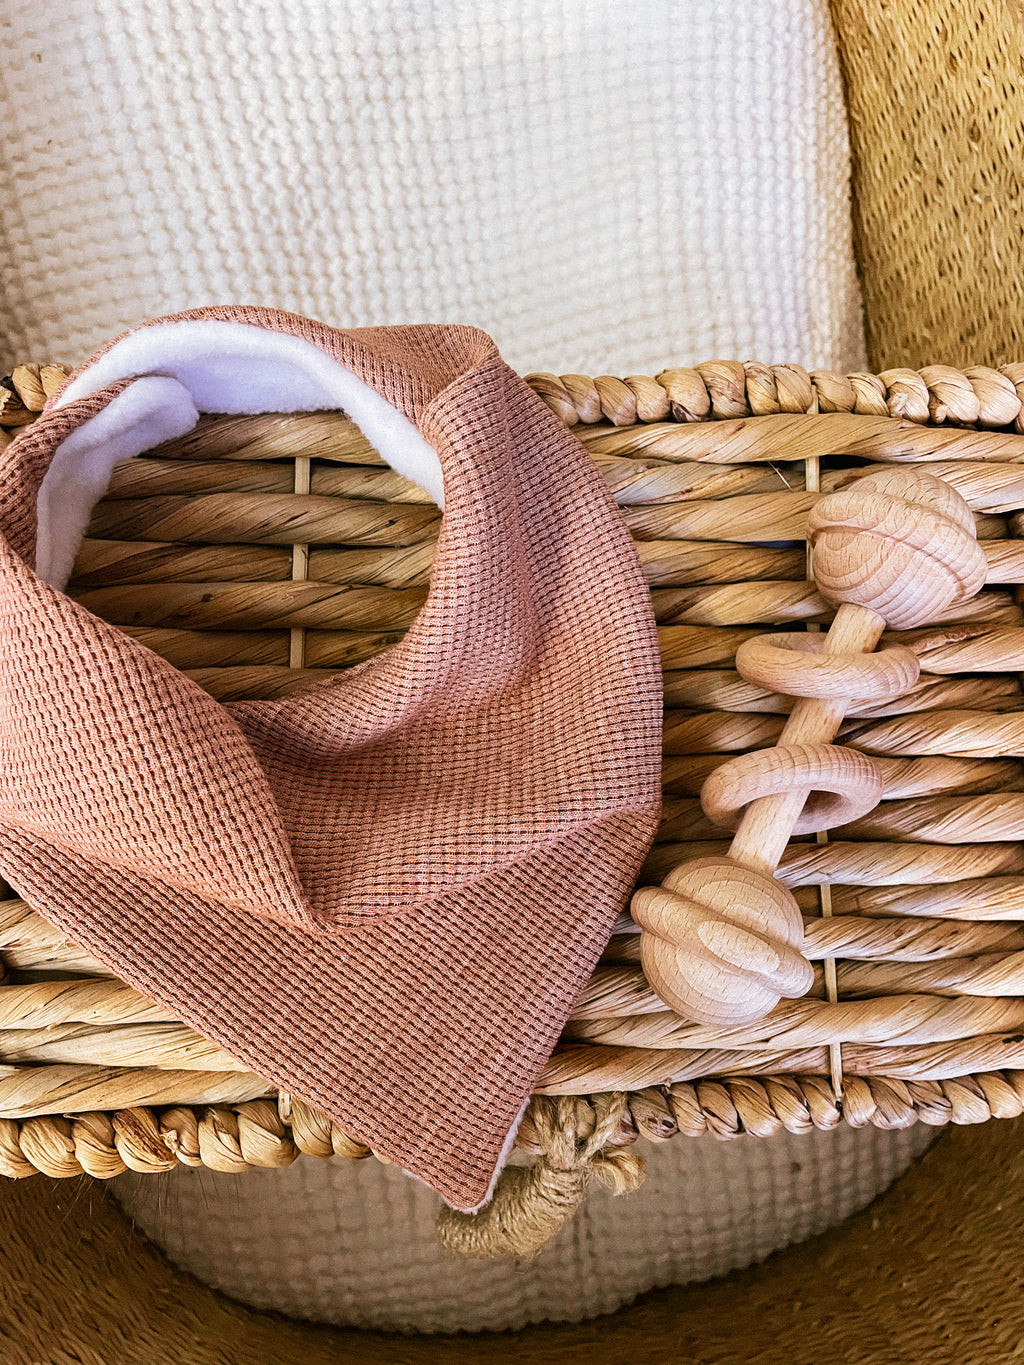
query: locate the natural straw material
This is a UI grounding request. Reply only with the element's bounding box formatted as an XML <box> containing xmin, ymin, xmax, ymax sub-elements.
<box><xmin>831</xmin><ymin>0</ymin><xmax>1024</xmax><ymax>370</ymax></box>
<box><xmin>436</xmin><ymin>1095</ymin><xmax>646</xmax><ymax>1260</ymax></box>
<box><xmin>4</xmin><ymin>355</ymin><xmax>1024</xmax><ymax>1255</ymax></box>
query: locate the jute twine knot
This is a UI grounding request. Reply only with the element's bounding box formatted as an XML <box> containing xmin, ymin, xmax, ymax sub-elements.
<box><xmin>437</xmin><ymin>1093</ymin><xmax>646</xmax><ymax>1259</ymax></box>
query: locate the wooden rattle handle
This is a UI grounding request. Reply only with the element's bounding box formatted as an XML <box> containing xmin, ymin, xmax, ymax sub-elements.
<box><xmin>632</xmin><ymin>468</ymin><xmax>989</xmax><ymax>1026</ymax></box>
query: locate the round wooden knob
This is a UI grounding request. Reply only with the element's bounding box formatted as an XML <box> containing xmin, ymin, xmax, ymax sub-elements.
<box><xmin>632</xmin><ymin>856</ymin><xmax>813</xmax><ymax>1025</ymax></box>
<box><xmin>808</xmin><ymin>468</ymin><xmax>987</xmax><ymax>630</ymax></box>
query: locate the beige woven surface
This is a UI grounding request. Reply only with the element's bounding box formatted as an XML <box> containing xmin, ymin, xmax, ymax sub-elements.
<box><xmin>2</xmin><ymin>358</ymin><xmax>1024</xmax><ymax>1192</ymax></box>
<box><xmin>110</xmin><ymin>1121</ymin><xmax>935</xmax><ymax>1334</ymax></box>
<box><xmin>831</xmin><ymin>0</ymin><xmax>1024</xmax><ymax>370</ymax></box>
<box><xmin>0</xmin><ymin>0</ymin><xmax>865</xmax><ymax>377</ymax></box>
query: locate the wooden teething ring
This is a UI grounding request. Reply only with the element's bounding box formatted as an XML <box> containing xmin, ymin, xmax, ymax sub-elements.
<box><xmin>735</xmin><ymin>633</ymin><xmax>920</xmax><ymax>701</ymax></box>
<box><xmin>632</xmin><ymin>467</ymin><xmax>989</xmax><ymax>1026</ymax></box>
<box><xmin>701</xmin><ymin>743</ymin><xmax>885</xmax><ymax>836</ymax></box>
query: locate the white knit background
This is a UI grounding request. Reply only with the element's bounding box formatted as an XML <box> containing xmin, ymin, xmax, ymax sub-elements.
<box><xmin>115</xmin><ymin>1124</ymin><xmax>935</xmax><ymax>1334</ymax></box>
<box><xmin>0</xmin><ymin>0</ymin><xmax>865</xmax><ymax>375</ymax></box>
<box><xmin>0</xmin><ymin>0</ymin><xmax>919</xmax><ymax>1337</ymax></box>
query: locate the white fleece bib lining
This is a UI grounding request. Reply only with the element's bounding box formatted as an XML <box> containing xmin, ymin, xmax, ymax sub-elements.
<box><xmin>40</xmin><ymin>319</ymin><xmax>446</xmax><ymax>589</ymax></box>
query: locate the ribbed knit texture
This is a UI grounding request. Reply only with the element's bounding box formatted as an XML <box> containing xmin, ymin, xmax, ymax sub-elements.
<box><xmin>0</xmin><ymin>309</ymin><xmax>663</xmax><ymax>1210</ymax></box>
<box><xmin>0</xmin><ymin>0</ymin><xmax>865</xmax><ymax>375</ymax></box>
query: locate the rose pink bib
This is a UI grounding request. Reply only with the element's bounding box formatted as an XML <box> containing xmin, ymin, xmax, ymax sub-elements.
<box><xmin>0</xmin><ymin>308</ymin><xmax>662</xmax><ymax>1208</ymax></box>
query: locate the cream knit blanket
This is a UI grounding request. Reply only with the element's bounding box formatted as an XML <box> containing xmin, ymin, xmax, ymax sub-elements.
<box><xmin>0</xmin><ymin>0</ymin><xmax>864</xmax><ymax>377</ymax></box>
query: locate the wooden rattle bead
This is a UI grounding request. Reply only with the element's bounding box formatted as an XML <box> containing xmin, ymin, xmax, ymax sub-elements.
<box><xmin>632</xmin><ymin>857</ymin><xmax>813</xmax><ymax>1026</ymax></box>
<box><xmin>700</xmin><ymin>743</ymin><xmax>885</xmax><ymax>835</ymax></box>
<box><xmin>809</xmin><ymin>467</ymin><xmax>987</xmax><ymax>629</ymax></box>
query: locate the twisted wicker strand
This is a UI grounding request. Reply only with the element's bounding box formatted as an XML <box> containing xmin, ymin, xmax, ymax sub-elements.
<box><xmin>0</xmin><ymin>363</ymin><xmax>71</xmax><ymax>430</ymax></box>
<box><xmin>595</xmin><ymin>913</ymin><xmax>1024</xmax><ymax>976</ymax></box>
<box><xmin>836</xmin><ymin>955</ymin><xmax>1024</xmax><ymax>1000</ymax></box>
<box><xmin>66</xmin><ymin>534</ymin><xmax>1024</xmax><ymax>600</ymax></box>
<box><xmin>10</xmin><ymin>1003</ymin><xmax>1024</xmax><ymax>1120</ymax></box>
<box><xmin>566</xmin><ymin>994</ymin><xmax>1024</xmax><ymax>1051</ymax></box>
<box><xmin>664</xmin><ymin>671</ymin><xmax>1021</xmax><ymax>718</ymax></box>
<box><xmin>524</xmin><ymin>363</ymin><xmax>1024</xmax><ymax>431</ymax></box>
<box><xmin>537</xmin><ymin>1036</ymin><xmax>1024</xmax><ymax>1093</ymax></box>
<box><xmin>643</xmin><ymin>839</ymin><xmax>1024</xmax><ymax>888</ymax></box>
<box><xmin>66</xmin><ymin>577</ymin><xmax>1019</xmax><ymax>641</ymax></box>
<box><xmin>656</xmin><ymin>622</ymin><xmax>1024</xmax><ymax>674</ymax></box>
<box><xmin>649</xmin><ymin>582</ymin><xmax>1017</xmax><ymax>629</ymax></box>
<box><xmin>8</xmin><ymin>360</ymin><xmax>1024</xmax><ymax>451</ymax></box>
<box><xmin>436</xmin><ymin>1094</ymin><xmax>645</xmax><ymax>1260</ymax></box>
<box><xmin>575</xmin><ymin>413</ymin><xmax>1024</xmax><ymax>466</ymax></box>
<box><xmin>1</xmin><ymin>1073</ymin><xmax>1020</xmax><ymax>1180</ymax></box>
<box><xmin>5</xmin><ymin>917</ymin><xmax>1024</xmax><ymax>1069</ymax></box>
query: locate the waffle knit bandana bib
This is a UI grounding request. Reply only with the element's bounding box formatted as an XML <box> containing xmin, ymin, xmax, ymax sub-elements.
<box><xmin>0</xmin><ymin>307</ymin><xmax>662</xmax><ymax>1209</ymax></box>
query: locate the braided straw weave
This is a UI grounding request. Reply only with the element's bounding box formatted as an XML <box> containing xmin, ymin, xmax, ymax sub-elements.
<box><xmin>3</xmin><ymin>357</ymin><xmax>1024</xmax><ymax>1193</ymax></box>
<box><xmin>831</xmin><ymin>0</ymin><xmax>1024</xmax><ymax>371</ymax></box>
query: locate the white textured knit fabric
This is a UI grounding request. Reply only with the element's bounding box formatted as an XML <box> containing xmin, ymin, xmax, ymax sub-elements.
<box><xmin>0</xmin><ymin>0</ymin><xmax>865</xmax><ymax>375</ymax></box>
<box><xmin>3</xmin><ymin>0</ymin><xmax>907</xmax><ymax>1333</ymax></box>
<box><xmin>114</xmin><ymin>1124</ymin><xmax>936</xmax><ymax>1334</ymax></box>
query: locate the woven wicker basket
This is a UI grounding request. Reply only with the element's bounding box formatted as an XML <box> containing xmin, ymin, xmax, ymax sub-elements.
<box><xmin>2</xmin><ymin>2</ymin><xmax>1023</xmax><ymax>1360</ymax></box>
<box><xmin>3</xmin><ymin>354</ymin><xmax>1024</xmax><ymax>1191</ymax></box>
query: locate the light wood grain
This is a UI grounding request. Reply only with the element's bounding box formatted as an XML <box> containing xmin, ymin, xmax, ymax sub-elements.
<box><xmin>634</xmin><ymin>469</ymin><xmax>990</xmax><ymax>1025</ymax></box>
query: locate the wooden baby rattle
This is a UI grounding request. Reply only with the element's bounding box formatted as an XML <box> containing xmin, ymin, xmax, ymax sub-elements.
<box><xmin>631</xmin><ymin>467</ymin><xmax>989</xmax><ymax>1026</ymax></box>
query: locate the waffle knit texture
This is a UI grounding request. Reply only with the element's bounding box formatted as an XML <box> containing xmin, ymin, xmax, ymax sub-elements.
<box><xmin>0</xmin><ymin>307</ymin><xmax>664</xmax><ymax>1210</ymax></box>
<box><xmin>0</xmin><ymin>0</ymin><xmax>866</xmax><ymax>376</ymax></box>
